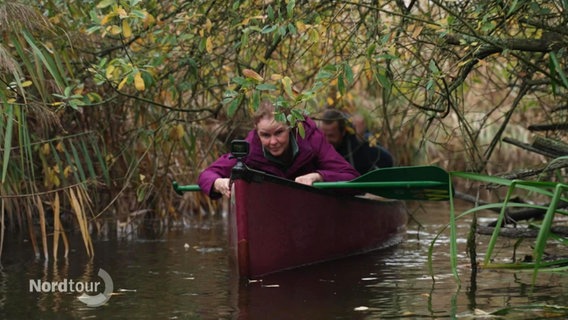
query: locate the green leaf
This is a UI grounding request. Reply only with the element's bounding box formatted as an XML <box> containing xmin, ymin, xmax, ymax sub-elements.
<box><xmin>322</xmin><ymin>64</ymin><xmax>338</xmax><ymax>72</ymax></box>
<box><xmin>227</xmin><ymin>96</ymin><xmax>241</xmax><ymax>117</ymax></box>
<box><xmin>376</xmin><ymin>72</ymin><xmax>391</xmax><ymax>89</ymax></box>
<box><xmin>223</xmin><ymin>90</ymin><xmax>238</xmax><ymax>99</ymax></box>
<box><xmin>550</xmin><ymin>52</ymin><xmax>568</xmax><ymax>88</ymax></box>
<box><xmin>274</xmin><ymin>112</ymin><xmax>286</xmax><ymax>124</ymax></box>
<box><xmin>287</xmin><ymin>0</ymin><xmax>295</xmax><ymax>18</ymax></box>
<box><xmin>261</xmin><ymin>25</ymin><xmax>277</xmax><ymax>34</ymax></box>
<box><xmin>1</xmin><ymin>105</ymin><xmax>14</xmax><ymax>183</ymax></box>
<box><xmin>96</xmin><ymin>0</ymin><xmax>115</xmax><ymax>9</ymax></box>
<box><xmin>130</xmin><ymin>9</ymin><xmax>147</xmax><ymax>18</ymax></box>
<box><xmin>297</xmin><ymin>122</ymin><xmax>305</xmax><ymax>138</ymax></box>
<box><xmin>429</xmin><ymin>60</ymin><xmax>439</xmax><ymax>73</ymax></box>
<box><xmin>278</xmin><ymin>25</ymin><xmax>287</xmax><ymax>37</ymax></box>
<box><xmin>338</xmin><ymin>73</ymin><xmax>345</xmax><ymax>95</ymax></box>
<box><xmin>70</xmin><ymin>142</ymin><xmax>87</xmax><ymax>183</ymax></box>
<box><xmin>256</xmin><ymin>83</ymin><xmax>277</xmax><ymax>91</ymax></box>
<box><xmin>287</xmin><ymin>23</ymin><xmax>297</xmax><ymax>35</ymax></box>
<box><xmin>290</xmin><ymin>109</ymin><xmax>305</xmax><ymax>122</ymax></box>
<box><xmin>366</xmin><ymin>44</ymin><xmax>376</xmax><ymax>57</ymax></box>
<box><xmin>315</xmin><ymin>70</ymin><xmax>333</xmax><ymax>80</ymax></box>
<box><xmin>251</xmin><ymin>90</ymin><xmax>260</xmax><ymax>111</ymax></box>
<box><xmin>231</xmin><ymin>76</ymin><xmax>249</xmax><ymax>86</ymax></box>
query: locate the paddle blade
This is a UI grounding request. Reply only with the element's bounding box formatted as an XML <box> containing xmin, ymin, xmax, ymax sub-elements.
<box><xmin>172</xmin><ymin>181</ymin><xmax>201</xmax><ymax>195</ymax></box>
<box><xmin>351</xmin><ymin>166</ymin><xmax>451</xmax><ymax>201</ymax></box>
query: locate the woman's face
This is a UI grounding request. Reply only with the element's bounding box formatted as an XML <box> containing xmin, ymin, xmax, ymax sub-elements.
<box><xmin>256</xmin><ymin>117</ymin><xmax>290</xmax><ymax>157</ymax></box>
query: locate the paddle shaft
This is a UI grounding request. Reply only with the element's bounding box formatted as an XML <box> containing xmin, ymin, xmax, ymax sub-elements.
<box><xmin>173</xmin><ymin>181</ymin><xmax>445</xmax><ymax>192</ymax></box>
<box><xmin>313</xmin><ymin>180</ymin><xmax>446</xmax><ymax>189</ymax></box>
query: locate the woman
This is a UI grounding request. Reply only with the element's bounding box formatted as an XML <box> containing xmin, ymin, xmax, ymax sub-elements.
<box><xmin>198</xmin><ymin>100</ymin><xmax>360</xmax><ymax>198</ymax></box>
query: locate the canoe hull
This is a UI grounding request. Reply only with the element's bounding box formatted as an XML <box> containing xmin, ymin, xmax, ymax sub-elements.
<box><xmin>228</xmin><ymin>171</ymin><xmax>407</xmax><ymax>279</ymax></box>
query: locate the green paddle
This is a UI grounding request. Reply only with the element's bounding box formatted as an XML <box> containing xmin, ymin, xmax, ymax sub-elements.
<box><xmin>313</xmin><ymin>165</ymin><xmax>451</xmax><ymax>201</ymax></box>
<box><xmin>172</xmin><ymin>165</ymin><xmax>451</xmax><ymax>201</ymax></box>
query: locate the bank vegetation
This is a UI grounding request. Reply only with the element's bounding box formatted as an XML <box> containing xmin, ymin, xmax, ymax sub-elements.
<box><xmin>0</xmin><ymin>1</ymin><xmax>567</xmax><ymax>276</ymax></box>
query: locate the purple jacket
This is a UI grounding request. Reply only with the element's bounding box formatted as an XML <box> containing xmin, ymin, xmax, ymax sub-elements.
<box><xmin>198</xmin><ymin>117</ymin><xmax>360</xmax><ymax>198</ymax></box>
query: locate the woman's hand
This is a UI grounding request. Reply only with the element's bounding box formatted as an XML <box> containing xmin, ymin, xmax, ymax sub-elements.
<box><xmin>295</xmin><ymin>172</ymin><xmax>323</xmax><ymax>186</ymax></box>
<box><xmin>213</xmin><ymin>178</ymin><xmax>231</xmax><ymax>197</ymax></box>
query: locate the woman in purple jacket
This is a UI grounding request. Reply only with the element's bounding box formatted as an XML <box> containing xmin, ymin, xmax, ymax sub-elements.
<box><xmin>198</xmin><ymin>101</ymin><xmax>360</xmax><ymax>198</ymax></box>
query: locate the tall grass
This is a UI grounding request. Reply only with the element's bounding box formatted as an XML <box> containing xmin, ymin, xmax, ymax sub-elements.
<box><xmin>0</xmin><ymin>3</ymin><xmax>109</xmax><ymax>260</ymax></box>
<box><xmin>441</xmin><ymin>167</ymin><xmax>568</xmax><ymax>284</ymax></box>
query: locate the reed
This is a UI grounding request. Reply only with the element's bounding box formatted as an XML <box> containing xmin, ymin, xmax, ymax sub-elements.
<box><xmin>0</xmin><ymin>3</ymin><xmax>107</xmax><ymax>260</ymax></box>
<box><xmin>439</xmin><ymin>169</ymin><xmax>568</xmax><ymax>283</ymax></box>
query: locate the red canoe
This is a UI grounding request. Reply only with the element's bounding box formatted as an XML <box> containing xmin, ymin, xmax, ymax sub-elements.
<box><xmin>227</xmin><ymin>168</ymin><xmax>407</xmax><ymax>279</ymax></box>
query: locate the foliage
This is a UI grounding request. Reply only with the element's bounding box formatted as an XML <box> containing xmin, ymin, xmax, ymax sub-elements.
<box><xmin>1</xmin><ymin>0</ymin><xmax>568</xmax><ymax>259</ymax></box>
<box><xmin>439</xmin><ymin>168</ymin><xmax>568</xmax><ymax>283</ymax></box>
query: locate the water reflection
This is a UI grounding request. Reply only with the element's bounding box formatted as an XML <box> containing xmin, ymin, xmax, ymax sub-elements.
<box><xmin>0</xmin><ymin>203</ymin><xmax>567</xmax><ymax>319</ymax></box>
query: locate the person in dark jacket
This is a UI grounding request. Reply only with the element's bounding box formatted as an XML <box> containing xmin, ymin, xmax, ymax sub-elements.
<box><xmin>198</xmin><ymin>101</ymin><xmax>359</xmax><ymax>199</ymax></box>
<box><xmin>319</xmin><ymin>108</ymin><xmax>394</xmax><ymax>175</ymax></box>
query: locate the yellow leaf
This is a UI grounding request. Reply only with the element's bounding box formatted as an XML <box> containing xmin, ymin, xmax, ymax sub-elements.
<box><xmin>282</xmin><ymin>76</ymin><xmax>295</xmax><ymax>98</ymax></box>
<box><xmin>205</xmin><ymin>18</ymin><xmax>212</xmax><ymax>33</ymax></box>
<box><xmin>63</xmin><ymin>165</ymin><xmax>73</xmax><ymax>178</ymax></box>
<box><xmin>45</xmin><ymin>167</ymin><xmax>60</xmax><ymax>187</ymax></box>
<box><xmin>412</xmin><ymin>25</ymin><xmax>424</xmax><ymax>38</ymax></box>
<box><xmin>117</xmin><ymin>7</ymin><xmax>128</xmax><ymax>19</ymax></box>
<box><xmin>134</xmin><ymin>72</ymin><xmax>145</xmax><ymax>91</ymax></box>
<box><xmin>21</xmin><ymin>80</ymin><xmax>33</xmax><ymax>87</ymax></box>
<box><xmin>105</xmin><ymin>64</ymin><xmax>115</xmax><ymax>79</ymax></box>
<box><xmin>40</xmin><ymin>143</ymin><xmax>50</xmax><ymax>156</ymax></box>
<box><xmin>271</xmin><ymin>74</ymin><xmax>283</xmax><ymax>81</ymax></box>
<box><xmin>101</xmin><ymin>13</ymin><xmax>112</xmax><ymax>26</ymax></box>
<box><xmin>296</xmin><ymin>21</ymin><xmax>306</xmax><ymax>33</ymax></box>
<box><xmin>243</xmin><ymin>69</ymin><xmax>263</xmax><ymax>81</ymax></box>
<box><xmin>143</xmin><ymin>12</ymin><xmax>155</xmax><ymax>27</ymax></box>
<box><xmin>122</xmin><ymin>19</ymin><xmax>132</xmax><ymax>38</ymax></box>
<box><xmin>56</xmin><ymin>141</ymin><xmax>64</xmax><ymax>152</ymax></box>
<box><xmin>308</xmin><ymin>28</ymin><xmax>320</xmax><ymax>43</ymax></box>
<box><xmin>205</xmin><ymin>36</ymin><xmax>213</xmax><ymax>53</ymax></box>
<box><xmin>108</xmin><ymin>25</ymin><xmax>122</xmax><ymax>35</ymax></box>
<box><xmin>118</xmin><ymin>76</ymin><xmax>128</xmax><ymax>90</ymax></box>
<box><xmin>169</xmin><ymin>124</ymin><xmax>185</xmax><ymax>141</ymax></box>
<box><xmin>130</xmin><ymin>38</ymin><xmax>144</xmax><ymax>52</ymax></box>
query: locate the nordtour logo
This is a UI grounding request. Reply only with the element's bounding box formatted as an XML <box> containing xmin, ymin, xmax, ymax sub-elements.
<box><xmin>29</xmin><ymin>268</ymin><xmax>114</xmax><ymax>307</ymax></box>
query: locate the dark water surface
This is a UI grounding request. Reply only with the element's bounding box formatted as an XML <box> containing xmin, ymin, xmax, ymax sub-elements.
<box><xmin>1</xmin><ymin>202</ymin><xmax>567</xmax><ymax>319</ymax></box>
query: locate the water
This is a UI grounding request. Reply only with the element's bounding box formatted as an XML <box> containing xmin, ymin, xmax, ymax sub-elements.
<box><xmin>1</xmin><ymin>202</ymin><xmax>567</xmax><ymax>319</ymax></box>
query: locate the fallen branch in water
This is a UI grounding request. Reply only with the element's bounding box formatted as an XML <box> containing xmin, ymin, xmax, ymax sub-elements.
<box><xmin>477</xmin><ymin>225</ymin><xmax>568</xmax><ymax>238</ymax></box>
